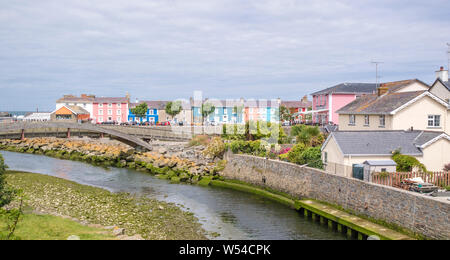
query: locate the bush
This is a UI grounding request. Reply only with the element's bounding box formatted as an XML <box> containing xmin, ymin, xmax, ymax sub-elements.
<box><xmin>392</xmin><ymin>152</ymin><xmax>427</xmax><ymax>172</ymax></box>
<box><xmin>188</xmin><ymin>135</ymin><xmax>211</xmax><ymax>147</ymax></box>
<box><xmin>203</xmin><ymin>137</ymin><xmax>226</xmax><ymax>159</ymax></box>
<box><xmin>299</xmin><ymin>147</ymin><xmax>323</xmax><ymax>169</ymax></box>
<box><xmin>0</xmin><ymin>154</ymin><xmax>14</xmax><ymax>208</ymax></box>
<box><xmin>444</xmin><ymin>163</ymin><xmax>450</xmax><ymax>171</ymax></box>
<box><xmin>287</xmin><ymin>143</ymin><xmax>307</xmax><ymax>164</ymax></box>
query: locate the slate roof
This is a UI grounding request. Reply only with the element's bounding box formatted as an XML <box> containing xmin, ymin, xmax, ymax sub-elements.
<box><xmin>325</xmin><ymin>131</ymin><xmax>445</xmax><ymax>156</ymax></box>
<box><xmin>281</xmin><ymin>101</ymin><xmax>312</xmax><ymax>108</ymax></box>
<box><xmin>67</xmin><ymin>106</ymin><xmax>90</xmax><ymax>115</ymax></box>
<box><xmin>311</xmin><ymin>83</ymin><xmax>377</xmax><ymax>95</ymax></box>
<box><xmin>94</xmin><ymin>97</ymin><xmax>128</xmax><ymax>104</ymax></box>
<box><xmin>56</xmin><ymin>95</ymin><xmax>95</xmax><ymax>103</ymax></box>
<box><xmin>336</xmin><ymin>91</ymin><xmax>426</xmax><ymax>114</ymax></box>
<box><xmin>363</xmin><ymin>160</ymin><xmax>397</xmax><ymax>166</ymax></box>
<box><xmin>130</xmin><ymin>101</ymin><xmax>168</xmax><ymax>110</ymax></box>
<box><xmin>379</xmin><ymin>79</ymin><xmax>429</xmax><ymax>92</ymax></box>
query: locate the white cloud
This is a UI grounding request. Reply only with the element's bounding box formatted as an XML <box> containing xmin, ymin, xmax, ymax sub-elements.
<box><xmin>0</xmin><ymin>0</ymin><xmax>449</xmax><ymax>110</ymax></box>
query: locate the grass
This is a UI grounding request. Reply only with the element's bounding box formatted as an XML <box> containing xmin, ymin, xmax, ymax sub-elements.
<box><xmin>0</xmin><ymin>214</ymin><xmax>116</xmax><ymax>240</ymax></box>
<box><xmin>4</xmin><ymin>171</ymin><xmax>206</xmax><ymax>240</ymax></box>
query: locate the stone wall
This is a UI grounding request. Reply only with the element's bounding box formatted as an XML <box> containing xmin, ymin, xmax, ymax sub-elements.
<box><xmin>222</xmin><ymin>152</ymin><xmax>450</xmax><ymax>239</ymax></box>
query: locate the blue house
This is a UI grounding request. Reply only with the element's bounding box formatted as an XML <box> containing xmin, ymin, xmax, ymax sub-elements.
<box><xmin>192</xmin><ymin>100</ymin><xmax>245</xmax><ymax>124</ymax></box>
<box><xmin>128</xmin><ymin>101</ymin><xmax>167</xmax><ymax>123</ymax></box>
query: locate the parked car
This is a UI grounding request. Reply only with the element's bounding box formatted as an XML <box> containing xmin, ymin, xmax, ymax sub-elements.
<box><xmin>101</xmin><ymin>121</ymin><xmax>116</xmax><ymax>125</ymax></box>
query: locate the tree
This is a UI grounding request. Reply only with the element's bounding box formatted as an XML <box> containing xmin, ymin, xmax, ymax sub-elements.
<box><xmin>201</xmin><ymin>103</ymin><xmax>215</xmax><ymax>126</ymax></box>
<box><xmin>0</xmin><ymin>154</ymin><xmax>14</xmax><ymax>208</ymax></box>
<box><xmin>165</xmin><ymin>101</ymin><xmax>182</xmax><ymax>119</ymax></box>
<box><xmin>130</xmin><ymin>103</ymin><xmax>148</xmax><ymax>123</ymax></box>
<box><xmin>279</xmin><ymin>106</ymin><xmax>292</xmax><ymax>122</ymax></box>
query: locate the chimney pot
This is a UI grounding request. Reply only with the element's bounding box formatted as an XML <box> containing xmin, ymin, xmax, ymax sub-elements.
<box><xmin>436</xmin><ymin>66</ymin><xmax>449</xmax><ymax>82</ymax></box>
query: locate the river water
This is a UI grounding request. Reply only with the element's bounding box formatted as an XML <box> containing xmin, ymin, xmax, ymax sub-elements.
<box><xmin>1</xmin><ymin>151</ymin><xmax>347</xmax><ymax>240</ymax></box>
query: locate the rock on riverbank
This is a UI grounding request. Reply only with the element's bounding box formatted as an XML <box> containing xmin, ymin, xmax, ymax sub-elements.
<box><xmin>0</xmin><ymin>138</ymin><xmax>224</xmax><ymax>183</ymax></box>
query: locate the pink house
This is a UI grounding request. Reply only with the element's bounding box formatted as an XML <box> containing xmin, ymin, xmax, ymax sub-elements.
<box><xmin>311</xmin><ymin>83</ymin><xmax>377</xmax><ymax>125</ymax></box>
<box><xmin>92</xmin><ymin>97</ymin><xmax>129</xmax><ymax>124</ymax></box>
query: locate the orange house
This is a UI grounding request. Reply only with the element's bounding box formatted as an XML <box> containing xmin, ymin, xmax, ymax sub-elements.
<box><xmin>51</xmin><ymin>105</ymin><xmax>90</xmax><ymax>123</ymax></box>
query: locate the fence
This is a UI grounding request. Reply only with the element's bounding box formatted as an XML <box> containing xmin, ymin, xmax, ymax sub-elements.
<box><xmin>372</xmin><ymin>171</ymin><xmax>450</xmax><ymax>189</ymax></box>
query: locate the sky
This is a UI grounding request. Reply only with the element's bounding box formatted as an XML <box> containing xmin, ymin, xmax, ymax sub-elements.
<box><xmin>0</xmin><ymin>0</ymin><xmax>449</xmax><ymax>111</ymax></box>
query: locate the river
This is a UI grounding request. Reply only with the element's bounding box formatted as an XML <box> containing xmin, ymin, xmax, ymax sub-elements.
<box><xmin>1</xmin><ymin>151</ymin><xmax>347</xmax><ymax>240</ymax></box>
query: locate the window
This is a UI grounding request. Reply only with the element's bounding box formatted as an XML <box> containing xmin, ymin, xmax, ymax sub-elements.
<box><xmin>117</xmin><ymin>103</ymin><xmax>121</xmax><ymax>108</ymax></box>
<box><xmin>379</xmin><ymin>115</ymin><xmax>385</xmax><ymax>127</ymax></box>
<box><xmin>108</xmin><ymin>109</ymin><xmax>112</xmax><ymax>115</ymax></box>
<box><xmin>99</xmin><ymin>117</ymin><xmax>103</xmax><ymax>122</ymax></box>
<box><xmin>349</xmin><ymin>115</ymin><xmax>355</xmax><ymax>125</ymax></box>
<box><xmin>108</xmin><ymin>103</ymin><xmax>112</xmax><ymax>107</ymax></box>
<box><xmin>381</xmin><ymin>168</ymin><xmax>387</xmax><ymax>172</ymax></box>
<box><xmin>99</xmin><ymin>104</ymin><xmax>103</xmax><ymax>107</ymax></box>
<box><xmin>99</xmin><ymin>109</ymin><xmax>103</xmax><ymax>115</ymax></box>
<box><xmin>324</xmin><ymin>152</ymin><xmax>328</xmax><ymax>164</ymax></box>
<box><xmin>224</xmin><ymin>109</ymin><xmax>228</xmax><ymax>115</ymax></box>
<box><xmin>117</xmin><ymin>110</ymin><xmax>121</xmax><ymax>115</ymax></box>
<box><xmin>117</xmin><ymin>117</ymin><xmax>121</xmax><ymax>123</ymax></box>
<box><xmin>364</xmin><ymin>115</ymin><xmax>370</xmax><ymax>126</ymax></box>
<box><xmin>149</xmin><ymin>110</ymin><xmax>154</xmax><ymax>115</ymax></box>
<box><xmin>428</xmin><ymin>115</ymin><xmax>441</xmax><ymax>127</ymax></box>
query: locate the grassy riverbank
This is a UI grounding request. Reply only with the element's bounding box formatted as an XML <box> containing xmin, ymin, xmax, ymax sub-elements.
<box><xmin>4</xmin><ymin>171</ymin><xmax>206</xmax><ymax>240</ymax></box>
<box><xmin>0</xmin><ymin>213</ymin><xmax>116</xmax><ymax>240</ymax></box>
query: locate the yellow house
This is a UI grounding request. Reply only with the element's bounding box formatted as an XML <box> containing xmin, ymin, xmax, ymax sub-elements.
<box><xmin>321</xmin><ymin>130</ymin><xmax>450</xmax><ymax>176</ymax></box>
<box><xmin>337</xmin><ymin>91</ymin><xmax>450</xmax><ymax>134</ymax></box>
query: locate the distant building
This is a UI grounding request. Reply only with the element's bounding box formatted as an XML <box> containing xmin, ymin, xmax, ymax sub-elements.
<box><xmin>337</xmin><ymin>90</ymin><xmax>449</xmax><ymax>134</ymax></box>
<box><xmin>50</xmin><ymin>105</ymin><xmax>90</xmax><ymax>123</ymax></box>
<box><xmin>281</xmin><ymin>95</ymin><xmax>312</xmax><ymax>123</ymax></box>
<box><xmin>192</xmin><ymin>99</ymin><xmax>246</xmax><ymax>125</ymax></box>
<box><xmin>56</xmin><ymin>94</ymin><xmax>95</xmax><ymax>115</ymax></box>
<box><xmin>92</xmin><ymin>97</ymin><xmax>129</xmax><ymax>124</ymax></box>
<box><xmin>128</xmin><ymin>101</ymin><xmax>168</xmax><ymax>124</ymax></box>
<box><xmin>310</xmin><ymin>79</ymin><xmax>429</xmax><ymax>125</ymax></box>
<box><xmin>429</xmin><ymin>66</ymin><xmax>450</xmax><ymax>103</ymax></box>
<box><xmin>23</xmin><ymin>112</ymin><xmax>51</xmax><ymax>122</ymax></box>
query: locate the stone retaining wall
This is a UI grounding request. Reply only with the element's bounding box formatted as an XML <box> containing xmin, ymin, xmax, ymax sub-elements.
<box><xmin>222</xmin><ymin>152</ymin><xmax>450</xmax><ymax>239</ymax></box>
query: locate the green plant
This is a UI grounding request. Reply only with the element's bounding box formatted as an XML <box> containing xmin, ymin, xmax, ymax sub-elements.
<box><xmin>0</xmin><ymin>154</ymin><xmax>14</xmax><ymax>208</ymax></box>
<box><xmin>188</xmin><ymin>135</ymin><xmax>211</xmax><ymax>147</ymax></box>
<box><xmin>201</xmin><ymin>103</ymin><xmax>215</xmax><ymax>125</ymax></box>
<box><xmin>130</xmin><ymin>102</ymin><xmax>148</xmax><ymax>122</ymax></box>
<box><xmin>165</xmin><ymin>101</ymin><xmax>182</xmax><ymax>118</ymax></box>
<box><xmin>287</xmin><ymin>143</ymin><xmax>306</xmax><ymax>164</ymax></box>
<box><xmin>202</xmin><ymin>137</ymin><xmax>226</xmax><ymax>159</ymax></box>
<box><xmin>392</xmin><ymin>151</ymin><xmax>427</xmax><ymax>172</ymax></box>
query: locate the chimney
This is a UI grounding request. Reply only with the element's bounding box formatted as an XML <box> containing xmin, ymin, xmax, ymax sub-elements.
<box><xmin>435</xmin><ymin>66</ymin><xmax>449</xmax><ymax>82</ymax></box>
<box><xmin>301</xmin><ymin>95</ymin><xmax>308</xmax><ymax>103</ymax></box>
<box><xmin>277</xmin><ymin>98</ymin><xmax>281</xmax><ymax>105</ymax></box>
<box><xmin>377</xmin><ymin>86</ymin><xmax>389</xmax><ymax>97</ymax></box>
<box><xmin>81</xmin><ymin>94</ymin><xmax>87</xmax><ymax>98</ymax></box>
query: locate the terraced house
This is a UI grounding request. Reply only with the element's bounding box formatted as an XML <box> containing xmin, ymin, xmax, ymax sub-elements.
<box><xmin>128</xmin><ymin>101</ymin><xmax>167</xmax><ymax>124</ymax></box>
<box><xmin>192</xmin><ymin>99</ymin><xmax>246</xmax><ymax>125</ymax></box>
<box><xmin>92</xmin><ymin>97</ymin><xmax>129</xmax><ymax>124</ymax></box>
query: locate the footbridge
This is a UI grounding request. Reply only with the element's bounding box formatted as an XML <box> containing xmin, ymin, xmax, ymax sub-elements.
<box><xmin>0</xmin><ymin>122</ymin><xmax>154</xmax><ymax>151</ymax></box>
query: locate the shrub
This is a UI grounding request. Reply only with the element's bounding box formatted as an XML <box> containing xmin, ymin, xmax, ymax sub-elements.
<box><xmin>0</xmin><ymin>154</ymin><xmax>14</xmax><ymax>208</ymax></box>
<box><xmin>392</xmin><ymin>152</ymin><xmax>427</xmax><ymax>172</ymax></box>
<box><xmin>300</xmin><ymin>147</ymin><xmax>323</xmax><ymax>169</ymax></box>
<box><xmin>444</xmin><ymin>163</ymin><xmax>450</xmax><ymax>171</ymax></box>
<box><xmin>188</xmin><ymin>135</ymin><xmax>211</xmax><ymax>147</ymax></box>
<box><xmin>287</xmin><ymin>143</ymin><xmax>307</xmax><ymax>164</ymax></box>
<box><xmin>203</xmin><ymin>137</ymin><xmax>226</xmax><ymax>159</ymax></box>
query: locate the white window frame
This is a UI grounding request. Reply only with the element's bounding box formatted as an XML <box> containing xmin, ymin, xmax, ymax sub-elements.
<box><xmin>379</xmin><ymin>115</ymin><xmax>386</xmax><ymax>128</ymax></box>
<box><xmin>99</xmin><ymin>104</ymin><xmax>103</xmax><ymax>107</ymax></box>
<box><xmin>117</xmin><ymin>110</ymin><xmax>121</xmax><ymax>115</ymax></box>
<box><xmin>99</xmin><ymin>109</ymin><xmax>103</xmax><ymax>115</ymax></box>
<box><xmin>108</xmin><ymin>109</ymin><xmax>112</xmax><ymax>115</ymax></box>
<box><xmin>364</xmin><ymin>115</ymin><xmax>370</xmax><ymax>126</ymax></box>
<box><xmin>428</xmin><ymin>115</ymin><xmax>441</xmax><ymax>128</ymax></box>
<box><xmin>349</xmin><ymin>115</ymin><xmax>355</xmax><ymax>125</ymax></box>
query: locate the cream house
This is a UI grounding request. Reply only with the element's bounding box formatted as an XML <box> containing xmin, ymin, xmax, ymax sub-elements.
<box><xmin>322</xmin><ymin>131</ymin><xmax>450</xmax><ymax>177</ymax></box>
<box><xmin>337</xmin><ymin>90</ymin><xmax>450</xmax><ymax>134</ymax></box>
<box><xmin>429</xmin><ymin>67</ymin><xmax>450</xmax><ymax>103</ymax></box>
